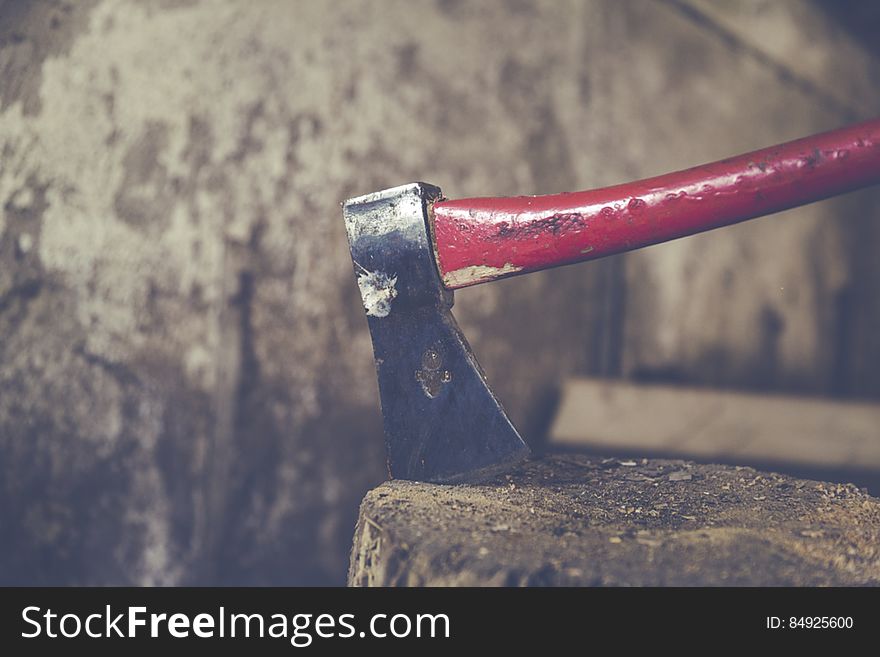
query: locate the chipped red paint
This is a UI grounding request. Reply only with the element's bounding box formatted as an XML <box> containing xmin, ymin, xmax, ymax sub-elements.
<box><xmin>432</xmin><ymin>118</ymin><xmax>880</xmax><ymax>289</ymax></box>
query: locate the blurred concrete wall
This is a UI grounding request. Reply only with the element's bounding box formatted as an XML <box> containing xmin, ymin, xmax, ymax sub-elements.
<box><xmin>0</xmin><ymin>0</ymin><xmax>878</xmax><ymax>584</ymax></box>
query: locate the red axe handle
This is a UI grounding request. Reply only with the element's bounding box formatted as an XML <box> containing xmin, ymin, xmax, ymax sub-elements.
<box><xmin>432</xmin><ymin>118</ymin><xmax>880</xmax><ymax>289</ymax></box>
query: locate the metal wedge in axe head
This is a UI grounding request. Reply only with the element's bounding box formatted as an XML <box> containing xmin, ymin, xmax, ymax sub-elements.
<box><xmin>342</xmin><ymin>118</ymin><xmax>880</xmax><ymax>484</ymax></box>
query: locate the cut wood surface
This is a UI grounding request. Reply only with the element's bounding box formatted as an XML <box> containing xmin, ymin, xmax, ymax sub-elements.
<box><xmin>349</xmin><ymin>455</ymin><xmax>880</xmax><ymax>586</ymax></box>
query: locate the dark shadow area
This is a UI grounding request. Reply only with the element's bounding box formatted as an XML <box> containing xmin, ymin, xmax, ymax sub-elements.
<box><xmin>815</xmin><ymin>0</ymin><xmax>880</xmax><ymax>56</ymax></box>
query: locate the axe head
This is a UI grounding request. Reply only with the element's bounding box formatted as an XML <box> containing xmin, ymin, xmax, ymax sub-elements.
<box><xmin>343</xmin><ymin>183</ymin><xmax>530</xmax><ymax>483</ymax></box>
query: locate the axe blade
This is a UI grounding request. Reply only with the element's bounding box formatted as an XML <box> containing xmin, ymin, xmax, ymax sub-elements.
<box><xmin>343</xmin><ymin>183</ymin><xmax>530</xmax><ymax>483</ymax></box>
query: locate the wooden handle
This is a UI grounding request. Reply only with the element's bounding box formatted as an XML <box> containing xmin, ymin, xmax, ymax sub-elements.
<box><xmin>431</xmin><ymin>117</ymin><xmax>880</xmax><ymax>288</ymax></box>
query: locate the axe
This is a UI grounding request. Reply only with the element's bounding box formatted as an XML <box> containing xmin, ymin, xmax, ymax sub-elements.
<box><xmin>342</xmin><ymin>118</ymin><xmax>880</xmax><ymax>483</ymax></box>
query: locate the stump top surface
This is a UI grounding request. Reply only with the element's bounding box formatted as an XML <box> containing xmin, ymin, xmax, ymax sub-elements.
<box><xmin>349</xmin><ymin>455</ymin><xmax>880</xmax><ymax>586</ymax></box>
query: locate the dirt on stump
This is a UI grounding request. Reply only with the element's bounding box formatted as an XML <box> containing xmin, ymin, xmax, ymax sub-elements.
<box><xmin>349</xmin><ymin>454</ymin><xmax>880</xmax><ymax>586</ymax></box>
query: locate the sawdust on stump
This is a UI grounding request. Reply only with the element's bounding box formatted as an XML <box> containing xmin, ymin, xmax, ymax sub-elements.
<box><xmin>349</xmin><ymin>454</ymin><xmax>880</xmax><ymax>586</ymax></box>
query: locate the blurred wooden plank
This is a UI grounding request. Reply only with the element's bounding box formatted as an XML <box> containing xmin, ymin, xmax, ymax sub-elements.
<box><xmin>550</xmin><ymin>378</ymin><xmax>880</xmax><ymax>469</ymax></box>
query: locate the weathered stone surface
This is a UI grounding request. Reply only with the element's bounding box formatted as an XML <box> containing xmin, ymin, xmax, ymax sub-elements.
<box><xmin>349</xmin><ymin>455</ymin><xmax>880</xmax><ymax>586</ymax></box>
<box><xmin>0</xmin><ymin>0</ymin><xmax>612</xmax><ymax>586</ymax></box>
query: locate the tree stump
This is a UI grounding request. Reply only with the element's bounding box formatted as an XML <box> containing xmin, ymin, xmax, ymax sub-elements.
<box><xmin>349</xmin><ymin>455</ymin><xmax>880</xmax><ymax>586</ymax></box>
